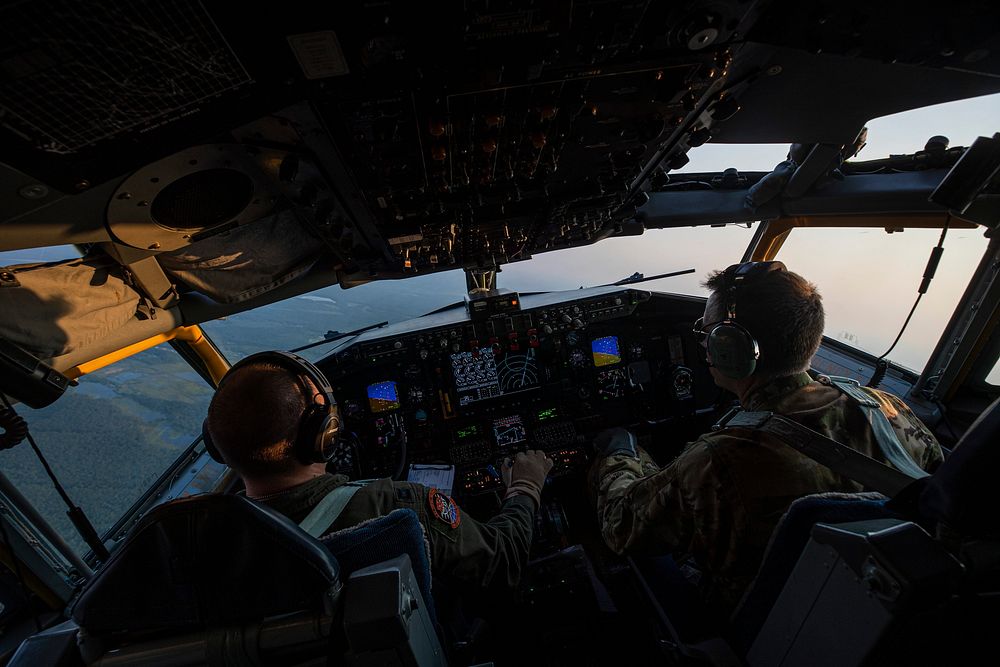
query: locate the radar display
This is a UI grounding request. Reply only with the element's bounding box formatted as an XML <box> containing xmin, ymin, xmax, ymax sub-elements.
<box><xmin>452</xmin><ymin>347</ymin><xmax>539</xmax><ymax>405</ymax></box>
<box><xmin>496</xmin><ymin>348</ymin><xmax>538</xmax><ymax>392</ymax></box>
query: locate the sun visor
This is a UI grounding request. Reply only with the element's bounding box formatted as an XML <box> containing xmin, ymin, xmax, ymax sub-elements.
<box><xmin>157</xmin><ymin>210</ymin><xmax>325</xmax><ymax>304</ymax></box>
<box><xmin>0</xmin><ymin>258</ymin><xmax>143</xmax><ymax>359</ymax></box>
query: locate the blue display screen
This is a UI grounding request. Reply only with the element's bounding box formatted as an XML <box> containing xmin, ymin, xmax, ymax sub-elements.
<box><xmin>592</xmin><ymin>336</ymin><xmax>621</xmax><ymax>367</ymax></box>
<box><xmin>367</xmin><ymin>381</ymin><xmax>400</xmax><ymax>413</ymax></box>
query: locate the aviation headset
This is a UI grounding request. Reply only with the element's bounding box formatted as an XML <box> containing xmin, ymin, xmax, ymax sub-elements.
<box><xmin>202</xmin><ymin>351</ymin><xmax>341</xmax><ymax>466</ymax></box>
<box><xmin>704</xmin><ymin>261</ymin><xmax>787</xmax><ymax>380</ymax></box>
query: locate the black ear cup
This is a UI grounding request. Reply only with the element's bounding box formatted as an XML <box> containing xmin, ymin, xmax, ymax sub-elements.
<box><xmin>297</xmin><ymin>402</ymin><xmax>340</xmax><ymax>464</ymax></box>
<box><xmin>285</xmin><ymin>352</ymin><xmax>340</xmax><ymax>465</ymax></box>
<box><xmin>202</xmin><ymin>418</ymin><xmax>225</xmax><ymax>463</ymax></box>
<box><xmin>707</xmin><ymin>322</ymin><xmax>759</xmax><ymax>380</ymax></box>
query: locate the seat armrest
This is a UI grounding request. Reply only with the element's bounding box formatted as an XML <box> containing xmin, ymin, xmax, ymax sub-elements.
<box><xmin>343</xmin><ymin>555</ymin><xmax>446</xmax><ymax>666</ymax></box>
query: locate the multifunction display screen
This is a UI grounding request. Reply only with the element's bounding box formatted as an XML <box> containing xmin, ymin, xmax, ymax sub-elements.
<box><xmin>367</xmin><ymin>380</ymin><xmax>401</xmax><ymax>413</ymax></box>
<box><xmin>592</xmin><ymin>336</ymin><xmax>621</xmax><ymax>367</ymax></box>
<box><xmin>492</xmin><ymin>414</ymin><xmax>527</xmax><ymax>448</ymax></box>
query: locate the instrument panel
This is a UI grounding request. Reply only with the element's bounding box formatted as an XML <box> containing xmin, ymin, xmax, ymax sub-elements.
<box><xmin>316</xmin><ymin>287</ymin><xmax>715</xmax><ymax>501</ymax></box>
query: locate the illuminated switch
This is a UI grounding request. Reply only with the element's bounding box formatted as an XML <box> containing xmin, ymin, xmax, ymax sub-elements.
<box><xmin>527</xmin><ymin>328</ymin><xmax>540</xmax><ymax>348</ymax></box>
<box><xmin>508</xmin><ymin>331</ymin><xmax>520</xmax><ymax>351</ymax></box>
<box><xmin>431</xmin><ymin>145</ymin><xmax>447</xmax><ymax>161</ymax></box>
<box><xmin>428</xmin><ymin>119</ymin><xmax>446</xmax><ymax>136</ymax></box>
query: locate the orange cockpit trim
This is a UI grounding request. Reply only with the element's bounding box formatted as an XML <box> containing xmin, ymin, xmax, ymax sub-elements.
<box><xmin>63</xmin><ymin>325</ymin><xmax>229</xmax><ymax>386</ymax></box>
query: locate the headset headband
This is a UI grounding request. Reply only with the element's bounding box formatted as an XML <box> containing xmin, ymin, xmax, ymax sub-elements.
<box><xmin>219</xmin><ymin>350</ymin><xmax>334</xmax><ymax>404</ymax></box>
<box><xmin>722</xmin><ymin>261</ymin><xmax>787</xmax><ymax>320</ymax></box>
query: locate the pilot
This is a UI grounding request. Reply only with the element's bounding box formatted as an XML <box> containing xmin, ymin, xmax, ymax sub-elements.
<box><xmin>203</xmin><ymin>350</ymin><xmax>553</xmax><ymax>590</ymax></box>
<box><xmin>590</xmin><ymin>262</ymin><xmax>944</xmax><ymax>619</ymax></box>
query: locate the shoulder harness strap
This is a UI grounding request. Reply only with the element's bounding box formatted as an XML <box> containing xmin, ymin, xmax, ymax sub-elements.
<box><xmin>825</xmin><ymin>376</ymin><xmax>930</xmax><ymax>481</ymax></box>
<box><xmin>714</xmin><ymin>409</ymin><xmax>919</xmax><ymax>496</ymax></box>
<box><xmin>299</xmin><ymin>480</ymin><xmax>373</xmax><ymax>538</ymax></box>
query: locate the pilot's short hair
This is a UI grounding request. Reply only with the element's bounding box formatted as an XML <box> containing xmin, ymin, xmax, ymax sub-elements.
<box><xmin>704</xmin><ymin>267</ymin><xmax>824</xmax><ymax>380</ymax></box>
<box><xmin>206</xmin><ymin>360</ymin><xmax>307</xmax><ymax>477</ymax></box>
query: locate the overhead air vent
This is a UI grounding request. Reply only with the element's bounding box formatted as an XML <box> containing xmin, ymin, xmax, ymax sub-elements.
<box><xmin>151</xmin><ymin>169</ymin><xmax>254</xmax><ymax>232</ymax></box>
<box><xmin>106</xmin><ymin>144</ymin><xmax>285</xmax><ymax>252</ymax></box>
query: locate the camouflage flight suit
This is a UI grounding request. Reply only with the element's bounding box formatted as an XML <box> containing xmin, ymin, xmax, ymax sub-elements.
<box><xmin>255</xmin><ymin>474</ymin><xmax>534</xmax><ymax>588</ymax></box>
<box><xmin>592</xmin><ymin>372</ymin><xmax>944</xmax><ymax>618</ymax></box>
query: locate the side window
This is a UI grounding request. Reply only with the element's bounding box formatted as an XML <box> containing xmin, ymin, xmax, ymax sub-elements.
<box><xmin>0</xmin><ymin>345</ymin><xmax>213</xmax><ymax>556</ymax></box>
<box><xmin>986</xmin><ymin>357</ymin><xmax>1000</xmax><ymax>386</ymax></box>
<box><xmin>776</xmin><ymin>226</ymin><xmax>988</xmax><ymax>373</ymax></box>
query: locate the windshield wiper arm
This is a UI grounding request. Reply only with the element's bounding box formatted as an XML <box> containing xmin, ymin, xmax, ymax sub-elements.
<box><xmin>604</xmin><ymin>268</ymin><xmax>696</xmax><ymax>287</ymax></box>
<box><xmin>289</xmin><ymin>320</ymin><xmax>389</xmax><ymax>353</ymax></box>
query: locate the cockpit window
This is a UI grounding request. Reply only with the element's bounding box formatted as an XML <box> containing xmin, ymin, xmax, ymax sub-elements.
<box><xmin>200</xmin><ymin>270</ymin><xmax>468</xmax><ymax>363</ymax></box>
<box><xmin>774</xmin><ymin>225</ymin><xmax>988</xmax><ymax>373</ymax></box>
<box><xmin>0</xmin><ymin>344</ymin><xmax>213</xmax><ymax>556</ymax></box>
<box><xmin>199</xmin><ymin>224</ymin><xmax>759</xmax><ymax>364</ymax></box>
<box><xmin>858</xmin><ymin>92</ymin><xmax>1000</xmax><ymax>159</ymax></box>
<box><xmin>501</xmin><ymin>223</ymin><xmax>760</xmax><ymax>296</ymax></box>
<box><xmin>676</xmin><ymin>92</ymin><xmax>1000</xmax><ymax>172</ymax></box>
<box><xmin>985</xmin><ymin>359</ymin><xmax>1000</xmax><ymax>386</ymax></box>
<box><xmin>0</xmin><ymin>244</ymin><xmax>81</xmax><ymax>264</ymax></box>
<box><xmin>678</xmin><ymin>143</ymin><xmax>789</xmax><ymax>173</ymax></box>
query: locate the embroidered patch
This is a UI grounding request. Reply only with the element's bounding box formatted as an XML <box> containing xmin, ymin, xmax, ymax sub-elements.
<box><xmin>428</xmin><ymin>487</ymin><xmax>461</xmax><ymax>528</ymax></box>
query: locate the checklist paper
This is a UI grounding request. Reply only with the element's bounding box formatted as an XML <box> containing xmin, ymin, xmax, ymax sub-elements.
<box><xmin>407</xmin><ymin>464</ymin><xmax>456</xmax><ymax>497</ymax></box>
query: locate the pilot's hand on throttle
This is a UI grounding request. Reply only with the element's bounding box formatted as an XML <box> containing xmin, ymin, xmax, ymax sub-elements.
<box><xmin>501</xmin><ymin>450</ymin><xmax>553</xmax><ymax>508</ymax></box>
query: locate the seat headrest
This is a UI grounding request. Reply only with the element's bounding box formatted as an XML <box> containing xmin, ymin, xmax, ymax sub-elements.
<box><xmin>916</xmin><ymin>396</ymin><xmax>1000</xmax><ymax>539</ymax></box>
<box><xmin>71</xmin><ymin>494</ymin><xmax>341</xmax><ymax>634</ymax></box>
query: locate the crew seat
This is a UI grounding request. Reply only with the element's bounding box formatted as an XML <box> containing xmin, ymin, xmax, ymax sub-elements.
<box><xmin>8</xmin><ymin>495</ymin><xmax>446</xmax><ymax>666</ymax></box>
<box><xmin>632</xmin><ymin>397</ymin><xmax>1000</xmax><ymax>666</ymax></box>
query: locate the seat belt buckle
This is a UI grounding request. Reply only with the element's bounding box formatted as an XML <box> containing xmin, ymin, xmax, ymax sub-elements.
<box><xmin>712</xmin><ymin>407</ymin><xmax>743</xmax><ymax>431</ymax></box>
<box><xmin>714</xmin><ymin>409</ymin><xmax>774</xmax><ymax>431</ymax></box>
<box><xmin>821</xmin><ymin>374</ymin><xmax>861</xmax><ymax>387</ymax></box>
<box><xmin>828</xmin><ymin>376</ymin><xmax>881</xmax><ymax>408</ymax></box>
